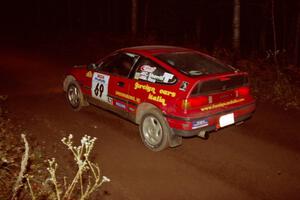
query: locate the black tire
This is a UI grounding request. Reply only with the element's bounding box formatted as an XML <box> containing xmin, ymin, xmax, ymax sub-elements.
<box><xmin>66</xmin><ymin>81</ymin><xmax>85</xmax><ymax>111</ymax></box>
<box><xmin>139</xmin><ymin>109</ymin><xmax>171</xmax><ymax>151</ymax></box>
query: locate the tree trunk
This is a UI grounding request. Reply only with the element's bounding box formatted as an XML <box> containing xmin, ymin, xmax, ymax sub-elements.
<box><xmin>259</xmin><ymin>23</ymin><xmax>266</xmax><ymax>54</ymax></box>
<box><xmin>271</xmin><ymin>0</ymin><xmax>278</xmax><ymax>64</ymax></box>
<box><xmin>196</xmin><ymin>17</ymin><xmax>202</xmax><ymax>44</ymax></box>
<box><xmin>258</xmin><ymin>0</ymin><xmax>268</xmax><ymax>56</ymax></box>
<box><xmin>294</xmin><ymin>2</ymin><xmax>300</xmax><ymax>67</ymax></box>
<box><xmin>131</xmin><ymin>0</ymin><xmax>138</xmax><ymax>37</ymax></box>
<box><xmin>232</xmin><ymin>0</ymin><xmax>240</xmax><ymax>54</ymax></box>
<box><xmin>282</xmin><ymin>1</ymin><xmax>287</xmax><ymax>53</ymax></box>
<box><xmin>143</xmin><ymin>0</ymin><xmax>150</xmax><ymax>38</ymax></box>
<box><xmin>81</xmin><ymin>0</ymin><xmax>86</xmax><ymax>32</ymax></box>
<box><xmin>35</xmin><ymin>0</ymin><xmax>41</xmax><ymax>29</ymax></box>
<box><xmin>232</xmin><ymin>0</ymin><xmax>240</xmax><ymax>65</ymax></box>
<box><xmin>68</xmin><ymin>0</ymin><xmax>72</xmax><ymax>32</ymax></box>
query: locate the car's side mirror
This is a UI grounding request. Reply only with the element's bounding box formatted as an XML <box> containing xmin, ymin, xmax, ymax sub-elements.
<box><xmin>87</xmin><ymin>63</ymin><xmax>97</xmax><ymax>71</ymax></box>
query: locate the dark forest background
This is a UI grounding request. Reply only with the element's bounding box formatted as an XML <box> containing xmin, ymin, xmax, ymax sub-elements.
<box><xmin>0</xmin><ymin>0</ymin><xmax>299</xmax><ymax>65</ymax></box>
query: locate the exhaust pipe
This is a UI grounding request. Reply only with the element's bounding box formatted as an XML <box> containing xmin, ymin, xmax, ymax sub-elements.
<box><xmin>198</xmin><ymin>131</ymin><xmax>209</xmax><ymax>139</ymax></box>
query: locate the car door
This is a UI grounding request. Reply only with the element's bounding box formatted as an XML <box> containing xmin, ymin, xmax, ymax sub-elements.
<box><xmin>91</xmin><ymin>52</ymin><xmax>139</xmax><ymax>117</ymax></box>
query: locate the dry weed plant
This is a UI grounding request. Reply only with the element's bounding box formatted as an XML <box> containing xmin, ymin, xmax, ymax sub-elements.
<box><xmin>46</xmin><ymin>134</ymin><xmax>110</xmax><ymax>200</ymax></box>
<box><xmin>11</xmin><ymin>134</ymin><xmax>30</xmax><ymax>200</ymax></box>
<box><xmin>10</xmin><ymin>134</ymin><xmax>110</xmax><ymax>200</ymax></box>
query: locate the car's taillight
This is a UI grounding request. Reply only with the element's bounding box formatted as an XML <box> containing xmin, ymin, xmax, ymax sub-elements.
<box><xmin>236</xmin><ymin>86</ymin><xmax>250</xmax><ymax>97</ymax></box>
<box><xmin>178</xmin><ymin>96</ymin><xmax>209</xmax><ymax>111</ymax></box>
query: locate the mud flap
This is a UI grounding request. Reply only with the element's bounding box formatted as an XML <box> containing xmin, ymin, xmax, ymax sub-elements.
<box><xmin>168</xmin><ymin>129</ymin><xmax>182</xmax><ymax>148</ymax></box>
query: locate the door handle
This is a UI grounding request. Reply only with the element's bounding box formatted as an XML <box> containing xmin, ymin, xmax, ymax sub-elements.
<box><xmin>117</xmin><ymin>81</ymin><xmax>125</xmax><ymax>87</ymax></box>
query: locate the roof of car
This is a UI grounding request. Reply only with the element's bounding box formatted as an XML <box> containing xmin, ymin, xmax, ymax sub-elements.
<box><xmin>121</xmin><ymin>45</ymin><xmax>191</xmax><ymax>55</ymax></box>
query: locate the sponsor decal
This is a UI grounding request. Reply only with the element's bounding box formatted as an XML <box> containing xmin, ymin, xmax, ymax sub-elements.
<box><xmin>107</xmin><ymin>97</ymin><xmax>113</xmax><ymax>105</ymax></box>
<box><xmin>159</xmin><ymin>89</ymin><xmax>176</xmax><ymax>97</ymax></box>
<box><xmin>148</xmin><ymin>93</ymin><xmax>166</xmax><ymax>106</ymax></box>
<box><xmin>139</xmin><ymin>71</ymin><xmax>152</xmax><ymax>82</ymax></box>
<box><xmin>192</xmin><ymin>119</ymin><xmax>209</xmax><ymax>129</ymax></box>
<box><xmin>135</xmin><ymin>66</ymin><xmax>174</xmax><ymax>83</ymax></box>
<box><xmin>134</xmin><ymin>82</ymin><xmax>176</xmax><ymax>98</ymax></box>
<box><xmin>147</xmin><ymin>72</ymin><xmax>174</xmax><ymax>83</ymax></box>
<box><xmin>201</xmin><ymin>98</ymin><xmax>245</xmax><ymax>111</ymax></box>
<box><xmin>86</xmin><ymin>71</ymin><xmax>93</xmax><ymax>78</ymax></box>
<box><xmin>134</xmin><ymin>82</ymin><xmax>156</xmax><ymax>94</ymax></box>
<box><xmin>179</xmin><ymin>81</ymin><xmax>189</xmax><ymax>91</ymax></box>
<box><xmin>96</xmin><ymin>74</ymin><xmax>105</xmax><ymax>81</ymax></box>
<box><xmin>115</xmin><ymin>101</ymin><xmax>126</xmax><ymax>109</ymax></box>
<box><xmin>161</xmin><ymin>72</ymin><xmax>174</xmax><ymax>83</ymax></box>
<box><xmin>129</xmin><ymin>107</ymin><xmax>136</xmax><ymax>112</ymax></box>
<box><xmin>115</xmin><ymin>91</ymin><xmax>141</xmax><ymax>103</ymax></box>
<box><xmin>134</xmin><ymin>72</ymin><xmax>141</xmax><ymax>80</ymax></box>
<box><xmin>134</xmin><ymin>82</ymin><xmax>178</xmax><ymax>106</ymax></box>
<box><xmin>140</xmin><ymin>65</ymin><xmax>156</xmax><ymax>73</ymax></box>
<box><xmin>148</xmin><ymin>73</ymin><xmax>163</xmax><ymax>82</ymax></box>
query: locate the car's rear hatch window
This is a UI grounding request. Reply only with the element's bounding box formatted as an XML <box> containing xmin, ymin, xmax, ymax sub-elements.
<box><xmin>155</xmin><ymin>52</ymin><xmax>235</xmax><ymax>76</ymax></box>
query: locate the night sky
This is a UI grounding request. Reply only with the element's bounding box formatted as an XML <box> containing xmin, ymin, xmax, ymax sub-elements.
<box><xmin>0</xmin><ymin>0</ymin><xmax>299</xmax><ymax>57</ymax></box>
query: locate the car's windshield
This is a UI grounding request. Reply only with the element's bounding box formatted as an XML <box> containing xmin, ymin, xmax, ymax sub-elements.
<box><xmin>155</xmin><ymin>52</ymin><xmax>234</xmax><ymax>76</ymax></box>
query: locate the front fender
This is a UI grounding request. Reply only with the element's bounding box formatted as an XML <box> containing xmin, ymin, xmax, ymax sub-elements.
<box><xmin>63</xmin><ymin>75</ymin><xmax>76</xmax><ymax>92</ymax></box>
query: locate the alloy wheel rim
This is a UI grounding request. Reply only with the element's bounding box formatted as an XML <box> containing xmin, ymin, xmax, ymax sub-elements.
<box><xmin>142</xmin><ymin>116</ymin><xmax>163</xmax><ymax>146</ymax></box>
<box><xmin>68</xmin><ymin>85</ymin><xmax>79</xmax><ymax>107</ymax></box>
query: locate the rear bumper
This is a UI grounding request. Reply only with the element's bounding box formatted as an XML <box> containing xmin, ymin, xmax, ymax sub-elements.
<box><xmin>172</xmin><ymin>112</ymin><xmax>253</xmax><ymax>137</ymax></box>
<box><xmin>166</xmin><ymin>102</ymin><xmax>255</xmax><ymax>137</ymax></box>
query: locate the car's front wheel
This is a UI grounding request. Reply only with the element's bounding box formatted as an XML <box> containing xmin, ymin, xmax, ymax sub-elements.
<box><xmin>66</xmin><ymin>81</ymin><xmax>85</xmax><ymax>111</ymax></box>
<box><xmin>139</xmin><ymin>109</ymin><xmax>170</xmax><ymax>151</ymax></box>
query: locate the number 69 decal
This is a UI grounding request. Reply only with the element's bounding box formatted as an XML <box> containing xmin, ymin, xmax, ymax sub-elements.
<box><xmin>92</xmin><ymin>72</ymin><xmax>110</xmax><ymax>102</ymax></box>
<box><xmin>94</xmin><ymin>83</ymin><xmax>104</xmax><ymax>97</ymax></box>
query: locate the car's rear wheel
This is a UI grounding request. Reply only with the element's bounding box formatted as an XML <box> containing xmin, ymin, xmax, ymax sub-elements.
<box><xmin>139</xmin><ymin>109</ymin><xmax>170</xmax><ymax>151</ymax></box>
<box><xmin>66</xmin><ymin>81</ymin><xmax>85</xmax><ymax>111</ymax></box>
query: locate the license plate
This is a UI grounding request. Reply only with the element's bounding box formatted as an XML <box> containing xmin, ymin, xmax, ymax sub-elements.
<box><xmin>219</xmin><ymin>113</ymin><xmax>234</xmax><ymax>127</ymax></box>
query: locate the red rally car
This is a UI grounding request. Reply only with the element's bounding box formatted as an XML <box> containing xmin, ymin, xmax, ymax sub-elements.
<box><xmin>63</xmin><ymin>45</ymin><xmax>255</xmax><ymax>151</ymax></box>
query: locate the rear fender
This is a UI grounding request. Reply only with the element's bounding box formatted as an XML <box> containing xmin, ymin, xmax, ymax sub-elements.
<box><xmin>135</xmin><ymin>102</ymin><xmax>160</xmax><ymax>124</ymax></box>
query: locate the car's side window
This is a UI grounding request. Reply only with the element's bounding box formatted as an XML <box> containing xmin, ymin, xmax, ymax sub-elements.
<box><xmin>134</xmin><ymin>57</ymin><xmax>176</xmax><ymax>84</ymax></box>
<box><xmin>100</xmin><ymin>53</ymin><xmax>137</xmax><ymax>77</ymax></box>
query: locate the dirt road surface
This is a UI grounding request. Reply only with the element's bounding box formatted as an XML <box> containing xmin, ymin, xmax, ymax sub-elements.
<box><xmin>1</xmin><ymin>46</ymin><xmax>300</xmax><ymax>200</ymax></box>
